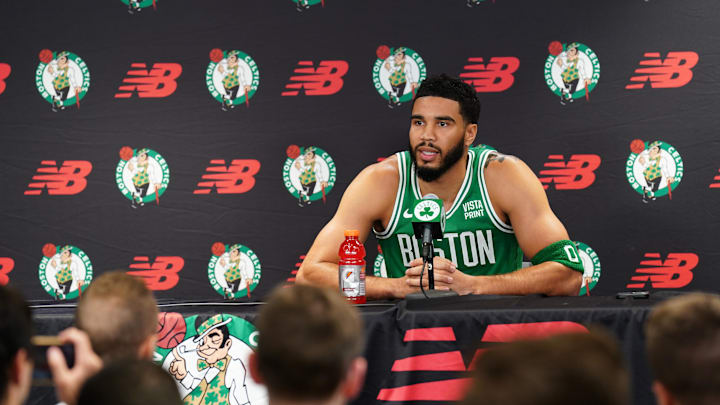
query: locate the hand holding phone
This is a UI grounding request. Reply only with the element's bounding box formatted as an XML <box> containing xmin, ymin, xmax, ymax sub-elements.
<box><xmin>46</xmin><ymin>328</ymin><xmax>103</xmax><ymax>405</ymax></box>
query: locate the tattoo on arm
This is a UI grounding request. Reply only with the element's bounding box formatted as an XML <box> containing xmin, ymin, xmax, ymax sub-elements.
<box><xmin>484</xmin><ymin>153</ymin><xmax>508</xmax><ymax>168</ymax></box>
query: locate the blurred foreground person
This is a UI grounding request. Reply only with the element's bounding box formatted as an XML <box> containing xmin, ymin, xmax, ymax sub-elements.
<box><xmin>646</xmin><ymin>293</ymin><xmax>720</xmax><ymax>405</ymax></box>
<box><xmin>250</xmin><ymin>285</ymin><xmax>367</xmax><ymax>405</ymax></box>
<box><xmin>77</xmin><ymin>359</ymin><xmax>181</xmax><ymax>405</ymax></box>
<box><xmin>462</xmin><ymin>332</ymin><xmax>629</xmax><ymax>405</ymax></box>
<box><xmin>0</xmin><ymin>286</ymin><xmax>33</xmax><ymax>405</ymax></box>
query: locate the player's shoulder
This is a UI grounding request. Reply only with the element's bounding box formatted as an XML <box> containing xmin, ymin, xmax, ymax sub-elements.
<box><xmin>355</xmin><ymin>153</ymin><xmax>401</xmax><ymax>187</ymax></box>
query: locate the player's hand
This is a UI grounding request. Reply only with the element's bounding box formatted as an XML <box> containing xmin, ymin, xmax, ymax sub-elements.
<box><xmin>405</xmin><ymin>256</ymin><xmax>455</xmax><ymax>291</ymax></box>
<box><xmin>47</xmin><ymin>327</ymin><xmax>103</xmax><ymax>405</ymax></box>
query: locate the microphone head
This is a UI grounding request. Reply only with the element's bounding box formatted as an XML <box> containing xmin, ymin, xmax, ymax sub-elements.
<box><xmin>411</xmin><ymin>194</ymin><xmax>446</xmax><ymax>240</ymax></box>
<box><xmin>422</xmin><ymin>193</ymin><xmax>439</xmax><ymax>200</ymax></box>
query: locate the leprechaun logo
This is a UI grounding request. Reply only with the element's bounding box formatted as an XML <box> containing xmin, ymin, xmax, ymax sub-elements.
<box><xmin>116</xmin><ymin>146</ymin><xmax>170</xmax><ymax>208</ymax></box>
<box><xmin>372</xmin><ymin>45</ymin><xmax>427</xmax><ymax>108</ymax></box>
<box><xmin>38</xmin><ymin>244</ymin><xmax>93</xmax><ymax>301</ymax></box>
<box><xmin>206</xmin><ymin>48</ymin><xmax>260</xmax><ymax>111</ymax></box>
<box><xmin>156</xmin><ymin>313</ymin><xmax>268</xmax><ymax>405</ymax></box>
<box><xmin>576</xmin><ymin>241</ymin><xmax>601</xmax><ymax>296</ymax></box>
<box><xmin>292</xmin><ymin>0</ymin><xmax>324</xmax><ymax>12</ymax></box>
<box><xmin>626</xmin><ymin>139</ymin><xmax>683</xmax><ymax>203</ymax></box>
<box><xmin>544</xmin><ymin>41</ymin><xmax>600</xmax><ymax>105</ymax></box>
<box><xmin>35</xmin><ymin>49</ymin><xmax>90</xmax><ymax>112</ymax></box>
<box><xmin>208</xmin><ymin>243</ymin><xmax>262</xmax><ymax>300</ymax></box>
<box><xmin>283</xmin><ymin>145</ymin><xmax>337</xmax><ymax>207</ymax></box>
<box><xmin>121</xmin><ymin>0</ymin><xmax>156</xmax><ymax>14</ymax></box>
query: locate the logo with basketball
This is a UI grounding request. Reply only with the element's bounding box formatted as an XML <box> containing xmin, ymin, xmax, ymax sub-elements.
<box><xmin>121</xmin><ymin>0</ymin><xmax>156</xmax><ymax>14</ymax></box>
<box><xmin>155</xmin><ymin>313</ymin><xmax>268</xmax><ymax>405</ymax></box>
<box><xmin>38</xmin><ymin>243</ymin><xmax>93</xmax><ymax>301</ymax></box>
<box><xmin>282</xmin><ymin>145</ymin><xmax>337</xmax><ymax>207</ymax></box>
<box><xmin>372</xmin><ymin>45</ymin><xmax>427</xmax><ymax>108</ymax></box>
<box><xmin>208</xmin><ymin>243</ymin><xmax>262</xmax><ymax>300</ymax></box>
<box><xmin>292</xmin><ymin>0</ymin><xmax>324</xmax><ymax>12</ymax></box>
<box><xmin>116</xmin><ymin>146</ymin><xmax>170</xmax><ymax>208</ymax></box>
<box><xmin>206</xmin><ymin>48</ymin><xmax>260</xmax><ymax>111</ymax></box>
<box><xmin>35</xmin><ymin>49</ymin><xmax>90</xmax><ymax>112</ymax></box>
<box><xmin>576</xmin><ymin>241</ymin><xmax>601</xmax><ymax>296</ymax></box>
<box><xmin>544</xmin><ymin>41</ymin><xmax>600</xmax><ymax>105</ymax></box>
<box><xmin>625</xmin><ymin>139</ymin><xmax>683</xmax><ymax>203</ymax></box>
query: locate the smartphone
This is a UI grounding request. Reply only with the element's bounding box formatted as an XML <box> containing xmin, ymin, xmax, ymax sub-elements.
<box><xmin>31</xmin><ymin>336</ymin><xmax>75</xmax><ymax>386</ymax></box>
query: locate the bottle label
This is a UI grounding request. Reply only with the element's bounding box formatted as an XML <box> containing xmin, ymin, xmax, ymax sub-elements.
<box><xmin>339</xmin><ymin>264</ymin><xmax>365</xmax><ymax>298</ymax></box>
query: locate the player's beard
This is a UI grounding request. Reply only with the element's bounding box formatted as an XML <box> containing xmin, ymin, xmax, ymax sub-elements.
<box><xmin>410</xmin><ymin>136</ymin><xmax>465</xmax><ymax>182</ymax></box>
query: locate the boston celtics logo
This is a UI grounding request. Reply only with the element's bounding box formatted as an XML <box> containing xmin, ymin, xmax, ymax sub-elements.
<box><xmin>208</xmin><ymin>243</ymin><xmax>262</xmax><ymax>300</ymax></box>
<box><xmin>207</xmin><ymin>48</ymin><xmax>259</xmax><ymax>111</ymax></box>
<box><xmin>576</xmin><ymin>241</ymin><xmax>601</xmax><ymax>296</ymax></box>
<box><xmin>38</xmin><ymin>243</ymin><xmax>93</xmax><ymax>300</ymax></box>
<box><xmin>121</xmin><ymin>0</ymin><xmax>156</xmax><ymax>14</ymax></box>
<box><xmin>544</xmin><ymin>41</ymin><xmax>600</xmax><ymax>105</ymax></box>
<box><xmin>155</xmin><ymin>313</ymin><xmax>267</xmax><ymax>405</ymax></box>
<box><xmin>116</xmin><ymin>146</ymin><xmax>170</xmax><ymax>208</ymax></box>
<box><xmin>626</xmin><ymin>139</ymin><xmax>683</xmax><ymax>203</ymax></box>
<box><xmin>292</xmin><ymin>0</ymin><xmax>324</xmax><ymax>12</ymax></box>
<box><xmin>372</xmin><ymin>45</ymin><xmax>427</xmax><ymax>108</ymax></box>
<box><xmin>35</xmin><ymin>49</ymin><xmax>90</xmax><ymax>112</ymax></box>
<box><xmin>414</xmin><ymin>200</ymin><xmax>441</xmax><ymax>221</ymax></box>
<box><xmin>283</xmin><ymin>145</ymin><xmax>337</xmax><ymax>207</ymax></box>
<box><xmin>373</xmin><ymin>254</ymin><xmax>387</xmax><ymax>278</ymax></box>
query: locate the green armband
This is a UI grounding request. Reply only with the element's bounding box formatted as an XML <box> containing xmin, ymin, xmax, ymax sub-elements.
<box><xmin>530</xmin><ymin>240</ymin><xmax>584</xmax><ymax>273</ymax></box>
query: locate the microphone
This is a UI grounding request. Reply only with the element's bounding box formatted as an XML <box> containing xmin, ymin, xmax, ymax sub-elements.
<box><xmin>411</xmin><ymin>194</ymin><xmax>445</xmax><ymax>289</ymax></box>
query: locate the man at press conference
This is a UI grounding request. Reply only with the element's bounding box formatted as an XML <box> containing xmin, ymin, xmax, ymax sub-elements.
<box><xmin>297</xmin><ymin>74</ymin><xmax>583</xmax><ymax>298</ymax></box>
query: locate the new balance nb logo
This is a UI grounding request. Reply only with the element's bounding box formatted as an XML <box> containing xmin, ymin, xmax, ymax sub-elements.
<box><xmin>115</xmin><ymin>63</ymin><xmax>182</xmax><ymax>98</ymax></box>
<box><xmin>127</xmin><ymin>256</ymin><xmax>184</xmax><ymax>291</ymax></box>
<box><xmin>626</xmin><ymin>253</ymin><xmax>699</xmax><ymax>289</ymax></box>
<box><xmin>194</xmin><ymin>159</ymin><xmax>261</xmax><ymax>194</ymax></box>
<box><xmin>0</xmin><ymin>258</ymin><xmax>14</xmax><ymax>286</ymax></box>
<box><xmin>0</xmin><ymin>63</ymin><xmax>11</xmax><ymax>95</ymax></box>
<box><xmin>709</xmin><ymin>169</ymin><xmax>720</xmax><ymax>188</ymax></box>
<box><xmin>281</xmin><ymin>60</ymin><xmax>349</xmax><ymax>96</ymax></box>
<box><xmin>286</xmin><ymin>254</ymin><xmax>306</xmax><ymax>285</ymax></box>
<box><xmin>459</xmin><ymin>57</ymin><xmax>519</xmax><ymax>93</ymax></box>
<box><xmin>24</xmin><ymin>160</ymin><xmax>92</xmax><ymax>195</ymax></box>
<box><xmin>538</xmin><ymin>154</ymin><xmax>601</xmax><ymax>190</ymax></box>
<box><xmin>626</xmin><ymin>52</ymin><xmax>699</xmax><ymax>89</ymax></box>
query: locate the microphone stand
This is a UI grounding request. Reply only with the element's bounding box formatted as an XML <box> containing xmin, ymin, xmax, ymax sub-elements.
<box><xmin>406</xmin><ymin>229</ymin><xmax>459</xmax><ymax>300</ymax></box>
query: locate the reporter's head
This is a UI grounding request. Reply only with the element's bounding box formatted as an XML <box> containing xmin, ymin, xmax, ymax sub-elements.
<box><xmin>0</xmin><ymin>285</ymin><xmax>33</xmax><ymax>405</ymax></box>
<box><xmin>250</xmin><ymin>285</ymin><xmax>366</xmax><ymax>404</ymax></box>
<box><xmin>77</xmin><ymin>359</ymin><xmax>181</xmax><ymax>405</ymax></box>
<box><xmin>75</xmin><ymin>272</ymin><xmax>158</xmax><ymax>363</ymax></box>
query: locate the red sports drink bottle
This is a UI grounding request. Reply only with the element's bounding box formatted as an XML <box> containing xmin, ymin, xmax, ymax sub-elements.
<box><xmin>338</xmin><ymin>230</ymin><xmax>366</xmax><ymax>304</ymax></box>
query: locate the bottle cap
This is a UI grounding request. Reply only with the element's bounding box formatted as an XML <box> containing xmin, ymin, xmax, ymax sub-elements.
<box><xmin>344</xmin><ymin>230</ymin><xmax>360</xmax><ymax>237</ymax></box>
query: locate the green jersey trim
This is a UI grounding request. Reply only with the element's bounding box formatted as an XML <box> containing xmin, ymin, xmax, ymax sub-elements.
<box><xmin>374</xmin><ymin>152</ymin><xmax>407</xmax><ymax>239</ymax></box>
<box><xmin>478</xmin><ymin>149</ymin><xmax>514</xmax><ymax>234</ymax></box>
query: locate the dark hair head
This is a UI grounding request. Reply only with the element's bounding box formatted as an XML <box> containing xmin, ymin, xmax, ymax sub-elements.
<box><xmin>0</xmin><ymin>285</ymin><xmax>33</xmax><ymax>401</ymax></box>
<box><xmin>646</xmin><ymin>293</ymin><xmax>720</xmax><ymax>405</ymax></box>
<box><xmin>256</xmin><ymin>285</ymin><xmax>364</xmax><ymax>401</ymax></box>
<box><xmin>463</xmin><ymin>331</ymin><xmax>629</xmax><ymax>405</ymax></box>
<box><xmin>412</xmin><ymin>74</ymin><xmax>481</xmax><ymax>125</ymax></box>
<box><xmin>78</xmin><ymin>359</ymin><xmax>182</xmax><ymax>405</ymax></box>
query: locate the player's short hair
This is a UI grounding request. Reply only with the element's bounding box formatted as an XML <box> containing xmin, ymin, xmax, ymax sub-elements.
<box><xmin>462</xmin><ymin>331</ymin><xmax>629</xmax><ymax>405</ymax></box>
<box><xmin>0</xmin><ymin>285</ymin><xmax>33</xmax><ymax>401</ymax></box>
<box><xmin>76</xmin><ymin>271</ymin><xmax>158</xmax><ymax>362</ymax></box>
<box><xmin>77</xmin><ymin>359</ymin><xmax>182</xmax><ymax>405</ymax></box>
<box><xmin>646</xmin><ymin>293</ymin><xmax>720</xmax><ymax>405</ymax></box>
<box><xmin>255</xmin><ymin>285</ymin><xmax>364</xmax><ymax>401</ymax></box>
<box><xmin>413</xmin><ymin>74</ymin><xmax>481</xmax><ymax>125</ymax></box>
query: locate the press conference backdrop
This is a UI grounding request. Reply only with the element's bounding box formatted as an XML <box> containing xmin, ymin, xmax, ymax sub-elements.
<box><xmin>1</xmin><ymin>0</ymin><xmax>719</xmax><ymax>302</ymax></box>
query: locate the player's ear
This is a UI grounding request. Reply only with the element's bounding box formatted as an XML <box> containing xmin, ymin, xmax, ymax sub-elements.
<box><xmin>464</xmin><ymin>122</ymin><xmax>477</xmax><ymax>146</ymax></box>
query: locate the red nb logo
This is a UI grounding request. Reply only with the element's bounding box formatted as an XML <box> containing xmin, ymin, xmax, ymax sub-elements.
<box><xmin>626</xmin><ymin>52</ymin><xmax>699</xmax><ymax>89</ymax></box>
<box><xmin>286</xmin><ymin>254</ymin><xmax>306</xmax><ymax>285</ymax></box>
<box><xmin>709</xmin><ymin>169</ymin><xmax>720</xmax><ymax>189</ymax></box>
<box><xmin>537</xmin><ymin>154</ymin><xmax>601</xmax><ymax>190</ymax></box>
<box><xmin>377</xmin><ymin>322</ymin><xmax>588</xmax><ymax>402</ymax></box>
<box><xmin>281</xmin><ymin>60</ymin><xmax>349</xmax><ymax>96</ymax></box>
<box><xmin>115</xmin><ymin>63</ymin><xmax>183</xmax><ymax>98</ymax></box>
<box><xmin>459</xmin><ymin>57</ymin><xmax>519</xmax><ymax>93</ymax></box>
<box><xmin>127</xmin><ymin>256</ymin><xmax>184</xmax><ymax>291</ymax></box>
<box><xmin>24</xmin><ymin>160</ymin><xmax>92</xmax><ymax>195</ymax></box>
<box><xmin>194</xmin><ymin>159</ymin><xmax>261</xmax><ymax>194</ymax></box>
<box><xmin>0</xmin><ymin>63</ymin><xmax>11</xmax><ymax>95</ymax></box>
<box><xmin>0</xmin><ymin>258</ymin><xmax>14</xmax><ymax>286</ymax></box>
<box><xmin>626</xmin><ymin>253</ymin><xmax>699</xmax><ymax>289</ymax></box>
